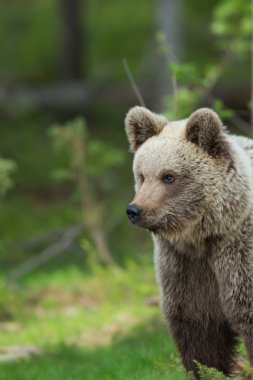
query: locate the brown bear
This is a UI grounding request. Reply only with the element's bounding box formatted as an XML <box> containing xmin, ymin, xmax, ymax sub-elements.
<box><xmin>125</xmin><ymin>106</ymin><xmax>253</xmax><ymax>378</ymax></box>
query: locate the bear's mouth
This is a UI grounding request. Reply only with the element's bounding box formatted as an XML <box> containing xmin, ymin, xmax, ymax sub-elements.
<box><xmin>129</xmin><ymin>214</ymin><xmax>186</xmax><ymax>236</ymax></box>
<box><xmin>127</xmin><ymin>213</ymin><xmax>160</xmax><ymax>233</ymax></box>
<box><xmin>126</xmin><ymin>207</ymin><xmax>186</xmax><ymax>235</ymax></box>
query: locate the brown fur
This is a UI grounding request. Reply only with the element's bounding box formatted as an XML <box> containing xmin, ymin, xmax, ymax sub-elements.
<box><xmin>125</xmin><ymin>106</ymin><xmax>253</xmax><ymax>378</ymax></box>
<box><xmin>125</xmin><ymin>106</ymin><xmax>168</xmax><ymax>152</ymax></box>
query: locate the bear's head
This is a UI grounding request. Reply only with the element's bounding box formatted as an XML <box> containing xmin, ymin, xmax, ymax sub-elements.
<box><xmin>125</xmin><ymin>106</ymin><xmax>251</xmax><ymax>239</ymax></box>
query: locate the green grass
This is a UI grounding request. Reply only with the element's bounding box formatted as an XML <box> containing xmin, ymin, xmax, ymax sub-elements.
<box><xmin>0</xmin><ymin>260</ymin><xmax>186</xmax><ymax>380</ymax></box>
<box><xmin>1</xmin><ymin>260</ymin><xmax>250</xmax><ymax>380</ymax></box>
<box><xmin>0</xmin><ymin>330</ymin><xmax>182</xmax><ymax>380</ymax></box>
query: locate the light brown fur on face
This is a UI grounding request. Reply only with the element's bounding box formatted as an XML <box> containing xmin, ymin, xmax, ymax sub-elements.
<box><xmin>125</xmin><ymin>106</ymin><xmax>253</xmax><ymax>378</ymax></box>
<box><xmin>132</xmin><ymin>136</ymin><xmax>206</xmax><ymax>235</ymax></box>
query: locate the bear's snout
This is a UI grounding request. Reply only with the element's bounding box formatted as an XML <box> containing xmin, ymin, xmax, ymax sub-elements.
<box><xmin>126</xmin><ymin>204</ymin><xmax>142</xmax><ymax>224</ymax></box>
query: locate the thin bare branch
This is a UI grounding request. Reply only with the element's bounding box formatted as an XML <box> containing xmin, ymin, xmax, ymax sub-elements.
<box><xmin>11</xmin><ymin>225</ymin><xmax>80</xmax><ymax>253</ymax></box>
<box><xmin>123</xmin><ymin>58</ymin><xmax>146</xmax><ymax>107</ymax></box>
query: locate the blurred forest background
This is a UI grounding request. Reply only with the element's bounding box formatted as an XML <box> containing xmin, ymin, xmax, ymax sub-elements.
<box><xmin>0</xmin><ymin>0</ymin><xmax>252</xmax><ymax>379</ymax></box>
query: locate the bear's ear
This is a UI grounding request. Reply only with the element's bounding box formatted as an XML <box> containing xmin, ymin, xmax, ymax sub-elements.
<box><xmin>125</xmin><ymin>106</ymin><xmax>167</xmax><ymax>152</ymax></box>
<box><xmin>186</xmin><ymin>108</ymin><xmax>230</xmax><ymax>159</ymax></box>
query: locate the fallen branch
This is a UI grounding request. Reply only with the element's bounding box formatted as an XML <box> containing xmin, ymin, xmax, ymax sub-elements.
<box><xmin>12</xmin><ymin>214</ymin><xmax>122</xmax><ymax>255</ymax></box>
<box><xmin>11</xmin><ymin>225</ymin><xmax>81</xmax><ymax>254</ymax></box>
<box><xmin>8</xmin><ymin>225</ymin><xmax>82</xmax><ymax>283</ymax></box>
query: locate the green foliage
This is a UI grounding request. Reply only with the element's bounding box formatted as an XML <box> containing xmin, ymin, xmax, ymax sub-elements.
<box><xmin>158</xmin><ymin>31</ymin><xmax>234</xmax><ymax>120</ymax></box>
<box><xmin>49</xmin><ymin>117</ymin><xmax>87</xmax><ymax>151</ymax></box>
<box><xmin>167</xmin><ymin>360</ymin><xmax>230</xmax><ymax>380</ymax></box>
<box><xmin>49</xmin><ymin>118</ymin><xmax>87</xmax><ymax>182</ymax></box>
<box><xmin>158</xmin><ymin>0</ymin><xmax>250</xmax><ymax>121</ymax></box>
<box><xmin>211</xmin><ymin>0</ymin><xmax>251</xmax><ymax>57</ymax></box>
<box><xmin>212</xmin><ymin>99</ymin><xmax>235</xmax><ymax>119</ymax></box>
<box><xmin>49</xmin><ymin>117</ymin><xmax>124</xmax><ymax>189</ymax></box>
<box><xmin>49</xmin><ymin>117</ymin><xmax>126</xmax><ymax>266</ymax></box>
<box><xmin>0</xmin><ymin>158</ymin><xmax>16</xmax><ymax>197</ymax></box>
<box><xmin>0</xmin><ymin>258</ymin><xmax>250</xmax><ymax>379</ymax></box>
<box><xmin>86</xmin><ymin>139</ymin><xmax>124</xmax><ymax>177</ymax></box>
<box><xmin>170</xmin><ymin>62</ymin><xmax>205</xmax><ymax>87</ymax></box>
<box><xmin>195</xmin><ymin>363</ymin><xmax>229</xmax><ymax>380</ymax></box>
<box><xmin>0</xmin><ymin>259</ymin><xmax>180</xmax><ymax>380</ymax></box>
<box><xmin>165</xmin><ymin>86</ymin><xmax>201</xmax><ymax>120</ymax></box>
<box><xmin>175</xmin><ymin>360</ymin><xmax>253</xmax><ymax>380</ymax></box>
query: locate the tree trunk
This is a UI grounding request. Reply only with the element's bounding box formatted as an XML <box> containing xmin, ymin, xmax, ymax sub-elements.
<box><xmin>60</xmin><ymin>0</ymin><xmax>83</xmax><ymax>80</ymax></box>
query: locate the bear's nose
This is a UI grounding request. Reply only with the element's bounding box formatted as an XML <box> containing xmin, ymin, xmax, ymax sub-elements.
<box><xmin>126</xmin><ymin>204</ymin><xmax>142</xmax><ymax>223</ymax></box>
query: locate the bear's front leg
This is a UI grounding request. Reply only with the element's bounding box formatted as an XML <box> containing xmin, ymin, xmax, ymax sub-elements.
<box><xmin>156</xmin><ymin>244</ymin><xmax>238</xmax><ymax>378</ymax></box>
<box><xmin>168</xmin><ymin>313</ymin><xmax>237</xmax><ymax>379</ymax></box>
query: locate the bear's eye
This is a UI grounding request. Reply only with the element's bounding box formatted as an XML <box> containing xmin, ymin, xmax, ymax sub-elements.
<box><xmin>162</xmin><ymin>174</ymin><xmax>175</xmax><ymax>184</ymax></box>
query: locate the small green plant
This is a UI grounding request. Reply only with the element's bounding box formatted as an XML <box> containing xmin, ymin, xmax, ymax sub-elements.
<box><xmin>211</xmin><ymin>0</ymin><xmax>251</xmax><ymax>58</ymax></box>
<box><xmin>176</xmin><ymin>360</ymin><xmax>253</xmax><ymax>380</ymax></box>
<box><xmin>49</xmin><ymin>117</ymin><xmax>124</xmax><ymax>267</ymax></box>
<box><xmin>195</xmin><ymin>362</ymin><xmax>229</xmax><ymax>380</ymax></box>
<box><xmin>168</xmin><ymin>360</ymin><xmax>230</xmax><ymax>380</ymax></box>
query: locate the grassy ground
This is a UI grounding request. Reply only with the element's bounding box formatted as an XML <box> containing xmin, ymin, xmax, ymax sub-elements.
<box><xmin>0</xmin><ymin>260</ymin><xmax>186</xmax><ymax>380</ymax></box>
<box><xmin>1</xmin><ymin>259</ymin><xmax>251</xmax><ymax>380</ymax></box>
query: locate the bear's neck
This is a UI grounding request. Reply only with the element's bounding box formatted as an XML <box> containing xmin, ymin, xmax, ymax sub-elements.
<box><xmin>155</xmin><ymin>210</ymin><xmax>253</xmax><ymax>259</ymax></box>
